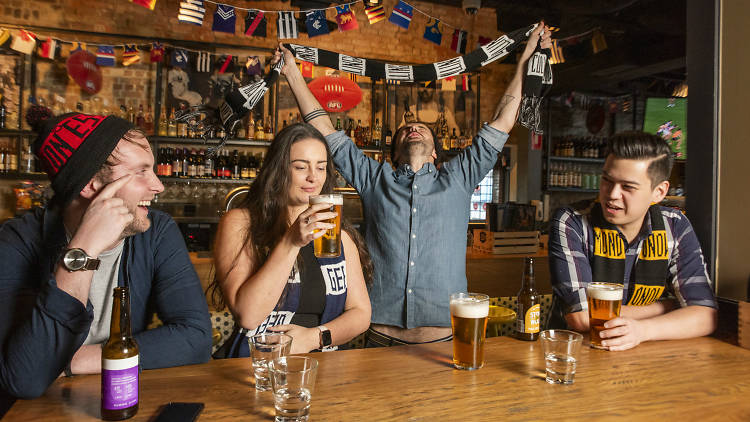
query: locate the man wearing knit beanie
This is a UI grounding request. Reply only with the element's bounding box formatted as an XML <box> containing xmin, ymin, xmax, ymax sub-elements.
<box><xmin>0</xmin><ymin>113</ymin><xmax>212</xmax><ymax>415</ymax></box>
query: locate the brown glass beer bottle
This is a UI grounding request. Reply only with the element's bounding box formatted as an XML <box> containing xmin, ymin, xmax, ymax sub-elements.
<box><xmin>101</xmin><ymin>287</ymin><xmax>139</xmax><ymax>420</ymax></box>
<box><xmin>515</xmin><ymin>258</ymin><xmax>540</xmax><ymax>341</ymax></box>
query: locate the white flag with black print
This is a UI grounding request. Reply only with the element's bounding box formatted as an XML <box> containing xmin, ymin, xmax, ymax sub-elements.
<box><xmin>196</xmin><ymin>52</ymin><xmax>212</xmax><ymax>72</ymax></box>
<box><xmin>277</xmin><ymin>12</ymin><xmax>298</xmax><ymax>39</ymax></box>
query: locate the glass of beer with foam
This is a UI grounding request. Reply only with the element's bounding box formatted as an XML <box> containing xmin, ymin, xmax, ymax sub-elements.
<box><xmin>586</xmin><ymin>282</ymin><xmax>624</xmax><ymax>349</ymax></box>
<box><xmin>309</xmin><ymin>193</ymin><xmax>343</xmax><ymax>258</ymax></box>
<box><xmin>450</xmin><ymin>292</ymin><xmax>490</xmax><ymax>370</ymax></box>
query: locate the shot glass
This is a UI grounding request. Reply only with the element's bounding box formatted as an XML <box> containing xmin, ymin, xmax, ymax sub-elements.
<box><xmin>248</xmin><ymin>333</ymin><xmax>293</xmax><ymax>391</ymax></box>
<box><xmin>540</xmin><ymin>329</ymin><xmax>584</xmax><ymax>385</ymax></box>
<box><xmin>269</xmin><ymin>356</ymin><xmax>319</xmax><ymax>422</ymax></box>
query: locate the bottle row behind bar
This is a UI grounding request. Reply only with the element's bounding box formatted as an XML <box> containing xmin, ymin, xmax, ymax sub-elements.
<box><xmin>155</xmin><ymin>147</ymin><xmax>264</xmax><ymax>180</ymax></box>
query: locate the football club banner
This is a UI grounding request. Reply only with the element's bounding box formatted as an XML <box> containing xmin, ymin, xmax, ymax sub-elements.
<box><xmin>365</xmin><ymin>5</ymin><xmax>385</xmax><ymax>24</ymax></box>
<box><xmin>451</xmin><ymin>29</ymin><xmax>467</xmax><ymax>54</ymax></box>
<box><xmin>245</xmin><ymin>10</ymin><xmax>267</xmax><ymax>37</ymax></box>
<box><xmin>389</xmin><ymin>1</ymin><xmax>413</xmax><ymax>29</ymax></box>
<box><xmin>39</xmin><ymin>37</ymin><xmax>60</xmax><ymax>60</ymax></box>
<box><xmin>150</xmin><ymin>42</ymin><xmax>164</xmax><ymax>62</ymax></box>
<box><xmin>423</xmin><ymin>19</ymin><xmax>442</xmax><ymax>45</ymax></box>
<box><xmin>96</xmin><ymin>45</ymin><xmax>116</xmax><ymax>66</ymax></box>
<box><xmin>335</xmin><ymin>5</ymin><xmax>358</xmax><ymax>32</ymax></box>
<box><xmin>171</xmin><ymin>48</ymin><xmax>189</xmax><ymax>68</ymax></box>
<box><xmin>10</xmin><ymin>30</ymin><xmax>36</xmax><ymax>55</ymax></box>
<box><xmin>122</xmin><ymin>44</ymin><xmax>140</xmax><ymax>66</ymax></box>
<box><xmin>306</xmin><ymin>10</ymin><xmax>329</xmax><ymax>38</ymax></box>
<box><xmin>213</xmin><ymin>5</ymin><xmax>236</xmax><ymax>34</ymax></box>
<box><xmin>178</xmin><ymin>0</ymin><xmax>205</xmax><ymax>25</ymax></box>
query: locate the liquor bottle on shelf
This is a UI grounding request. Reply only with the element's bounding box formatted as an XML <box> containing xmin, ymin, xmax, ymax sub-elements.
<box><xmin>171</xmin><ymin>148</ymin><xmax>181</xmax><ymax>177</ymax></box>
<box><xmin>231</xmin><ymin>150</ymin><xmax>240</xmax><ymax>180</ymax></box>
<box><xmin>440</xmin><ymin>126</ymin><xmax>450</xmax><ymax>151</ymax></box>
<box><xmin>188</xmin><ymin>149</ymin><xmax>197</xmax><ymax>178</ymax></box>
<box><xmin>136</xmin><ymin>104</ymin><xmax>145</xmax><ymax>130</ymax></box>
<box><xmin>204</xmin><ymin>150</ymin><xmax>214</xmax><ymax>178</ymax></box>
<box><xmin>347</xmin><ymin>118</ymin><xmax>355</xmax><ymax>140</ymax></box>
<box><xmin>0</xmin><ymin>95</ymin><xmax>6</xmax><ymax>129</ymax></box>
<box><xmin>372</xmin><ymin>119</ymin><xmax>382</xmax><ymax>147</ymax></box>
<box><xmin>336</xmin><ymin>117</ymin><xmax>342</xmax><ymax>131</ymax></box>
<box><xmin>246</xmin><ymin>114</ymin><xmax>255</xmax><ymax>140</ymax></box>
<box><xmin>164</xmin><ymin>148</ymin><xmax>173</xmax><ymax>177</ymax></box>
<box><xmin>264</xmin><ymin>118</ymin><xmax>272</xmax><ymax>139</ymax></box>
<box><xmin>0</xmin><ymin>142</ymin><xmax>7</xmax><ymax>173</ymax></box>
<box><xmin>354</xmin><ymin>120</ymin><xmax>363</xmax><ymax>146</ymax></box>
<box><xmin>167</xmin><ymin>108</ymin><xmax>177</xmax><ymax>137</ymax></box>
<box><xmin>450</xmin><ymin>128</ymin><xmax>458</xmax><ymax>150</ymax></box>
<box><xmin>21</xmin><ymin>143</ymin><xmax>35</xmax><ymax>174</ymax></box>
<box><xmin>248</xmin><ymin>153</ymin><xmax>258</xmax><ymax>178</ymax></box>
<box><xmin>180</xmin><ymin>148</ymin><xmax>189</xmax><ymax>178</ymax></box>
<box><xmin>177</xmin><ymin>108</ymin><xmax>188</xmax><ymax>138</ymax></box>
<box><xmin>240</xmin><ymin>152</ymin><xmax>249</xmax><ymax>179</ymax></box>
<box><xmin>158</xmin><ymin>108</ymin><xmax>168</xmax><ymax>136</ymax></box>
<box><xmin>515</xmin><ymin>257</ymin><xmax>540</xmax><ymax>341</ymax></box>
<box><xmin>101</xmin><ymin>286</ymin><xmax>139</xmax><ymax>421</ymax></box>
<box><xmin>385</xmin><ymin>129</ymin><xmax>392</xmax><ymax>146</ymax></box>
<box><xmin>144</xmin><ymin>105</ymin><xmax>154</xmax><ymax>135</ymax></box>
<box><xmin>216</xmin><ymin>125</ymin><xmax>226</xmax><ymax>139</ymax></box>
<box><xmin>128</xmin><ymin>105</ymin><xmax>136</xmax><ymax>125</ymax></box>
<box><xmin>255</xmin><ymin>115</ymin><xmax>265</xmax><ymax>141</ymax></box>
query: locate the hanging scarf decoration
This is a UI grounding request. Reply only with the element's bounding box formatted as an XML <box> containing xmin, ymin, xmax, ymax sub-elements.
<box><xmin>517</xmin><ymin>42</ymin><xmax>553</xmax><ymax>133</ymax></box>
<box><xmin>178</xmin><ymin>23</ymin><xmax>550</xmax><ymax>152</ymax></box>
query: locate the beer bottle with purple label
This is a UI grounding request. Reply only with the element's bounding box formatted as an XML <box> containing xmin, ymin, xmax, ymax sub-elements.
<box><xmin>101</xmin><ymin>287</ymin><xmax>139</xmax><ymax>420</ymax></box>
<box><xmin>515</xmin><ymin>257</ymin><xmax>540</xmax><ymax>341</ymax></box>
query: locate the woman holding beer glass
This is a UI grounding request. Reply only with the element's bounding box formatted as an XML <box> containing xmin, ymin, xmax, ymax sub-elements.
<box><xmin>212</xmin><ymin>123</ymin><xmax>372</xmax><ymax>355</ymax></box>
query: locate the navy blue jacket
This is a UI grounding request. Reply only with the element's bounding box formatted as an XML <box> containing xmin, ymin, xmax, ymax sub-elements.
<box><xmin>0</xmin><ymin>207</ymin><xmax>212</xmax><ymax>415</ymax></box>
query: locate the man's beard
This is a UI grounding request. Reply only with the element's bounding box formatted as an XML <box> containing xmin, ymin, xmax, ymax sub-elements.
<box><xmin>120</xmin><ymin>203</ymin><xmax>151</xmax><ymax>238</ymax></box>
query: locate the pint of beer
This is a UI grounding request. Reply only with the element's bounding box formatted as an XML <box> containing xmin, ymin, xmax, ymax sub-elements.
<box><xmin>450</xmin><ymin>293</ymin><xmax>489</xmax><ymax>370</ymax></box>
<box><xmin>586</xmin><ymin>282</ymin><xmax>624</xmax><ymax>349</ymax></box>
<box><xmin>309</xmin><ymin>194</ymin><xmax>343</xmax><ymax>258</ymax></box>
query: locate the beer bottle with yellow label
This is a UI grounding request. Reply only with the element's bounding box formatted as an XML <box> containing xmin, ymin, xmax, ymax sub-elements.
<box><xmin>101</xmin><ymin>287</ymin><xmax>139</xmax><ymax>420</ymax></box>
<box><xmin>515</xmin><ymin>257</ymin><xmax>540</xmax><ymax>341</ymax></box>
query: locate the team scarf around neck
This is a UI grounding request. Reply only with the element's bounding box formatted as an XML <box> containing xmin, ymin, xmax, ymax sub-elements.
<box><xmin>589</xmin><ymin>202</ymin><xmax>670</xmax><ymax>306</ymax></box>
<box><xmin>184</xmin><ymin>23</ymin><xmax>551</xmax><ymax>152</ymax></box>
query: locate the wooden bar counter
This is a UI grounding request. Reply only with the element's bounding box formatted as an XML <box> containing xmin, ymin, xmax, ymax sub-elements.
<box><xmin>6</xmin><ymin>336</ymin><xmax>750</xmax><ymax>421</ymax></box>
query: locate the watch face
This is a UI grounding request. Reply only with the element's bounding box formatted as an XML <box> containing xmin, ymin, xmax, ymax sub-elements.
<box><xmin>63</xmin><ymin>249</ymin><xmax>88</xmax><ymax>271</ymax></box>
<box><xmin>321</xmin><ymin>329</ymin><xmax>332</xmax><ymax>347</ymax></box>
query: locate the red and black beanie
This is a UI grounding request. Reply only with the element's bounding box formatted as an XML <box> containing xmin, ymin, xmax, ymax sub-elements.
<box><xmin>32</xmin><ymin>113</ymin><xmax>134</xmax><ymax>207</ymax></box>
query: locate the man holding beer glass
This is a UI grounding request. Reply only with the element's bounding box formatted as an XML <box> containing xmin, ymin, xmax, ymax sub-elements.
<box><xmin>549</xmin><ymin>132</ymin><xmax>717</xmax><ymax>351</ymax></box>
<box><xmin>276</xmin><ymin>23</ymin><xmax>552</xmax><ymax>346</ymax></box>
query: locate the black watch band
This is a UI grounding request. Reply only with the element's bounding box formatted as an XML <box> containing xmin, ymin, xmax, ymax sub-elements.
<box><xmin>318</xmin><ymin>325</ymin><xmax>332</xmax><ymax>348</ymax></box>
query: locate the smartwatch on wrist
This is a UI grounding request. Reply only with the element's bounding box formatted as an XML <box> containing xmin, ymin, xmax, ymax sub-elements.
<box><xmin>318</xmin><ymin>325</ymin><xmax>332</xmax><ymax>348</ymax></box>
<box><xmin>61</xmin><ymin>248</ymin><xmax>101</xmax><ymax>272</ymax></box>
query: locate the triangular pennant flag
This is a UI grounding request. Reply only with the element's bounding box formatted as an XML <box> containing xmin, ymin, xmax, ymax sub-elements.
<box><xmin>96</xmin><ymin>45</ymin><xmax>116</xmax><ymax>66</ymax></box>
<box><xmin>69</xmin><ymin>42</ymin><xmax>86</xmax><ymax>55</ymax></box>
<box><xmin>10</xmin><ymin>30</ymin><xmax>36</xmax><ymax>55</ymax></box>
<box><xmin>150</xmin><ymin>42</ymin><xmax>164</xmax><ymax>62</ymax></box>
<box><xmin>244</xmin><ymin>10</ymin><xmax>267</xmax><ymax>37</ymax></box>
<box><xmin>423</xmin><ymin>19</ymin><xmax>442</xmax><ymax>45</ymax></box>
<box><xmin>442</xmin><ymin>76</ymin><xmax>456</xmax><ymax>91</ymax></box>
<box><xmin>301</xmin><ymin>61</ymin><xmax>313</xmax><ymax>78</ymax></box>
<box><xmin>39</xmin><ymin>37</ymin><xmax>60</xmax><ymax>60</ymax></box>
<box><xmin>549</xmin><ymin>39</ymin><xmax>565</xmax><ymax>64</ymax></box>
<box><xmin>122</xmin><ymin>45</ymin><xmax>140</xmax><ymax>66</ymax></box>
<box><xmin>592</xmin><ymin>29</ymin><xmax>607</xmax><ymax>54</ymax></box>
<box><xmin>245</xmin><ymin>56</ymin><xmax>262</xmax><ymax>76</ymax></box>
<box><xmin>196</xmin><ymin>51</ymin><xmax>212</xmax><ymax>72</ymax></box>
<box><xmin>129</xmin><ymin>0</ymin><xmax>156</xmax><ymax>10</ymax></box>
<box><xmin>389</xmin><ymin>1</ymin><xmax>413</xmax><ymax>29</ymax></box>
<box><xmin>178</xmin><ymin>0</ymin><xmax>205</xmax><ymax>25</ymax></box>
<box><xmin>365</xmin><ymin>5</ymin><xmax>385</xmax><ymax>24</ymax></box>
<box><xmin>0</xmin><ymin>28</ymin><xmax>11</xmax><ymax>49</ymax></box>
<box><xmin>216</xmin><ymin>54</ymin><xmax>235</xmax><ymax>74</ymax></box>
<box><xmin>335</xmin><ymin>5</ymin><xmax>358</xmax><ymax>31</ymax></box>
<box><xmin>477</xmin><ymin>36</ymin><xmax>491</xmax><ymax>48</ymax></box>
<box><xmin>213</xmin><ymin>5</ymin><xmax>236</xmax><ymax>34</ymax></box>
<box><xmin>278</xmin><ymin>12</ymin><xmax>298</xmax><ymax>39</ymax></box>
<box><xmin>171</xmin><ymin>48</ymin><xmax>188</xmax><ymax>68</ymax></box>
<box><xmin>451</xmin><ymin>29</ymin><xmax>467</xmax><ymax>54</ymax></box>
<box><xmin>306</xmin><ymin>10</ymin><xmax>329</xmax><ymax>38</ymax></box>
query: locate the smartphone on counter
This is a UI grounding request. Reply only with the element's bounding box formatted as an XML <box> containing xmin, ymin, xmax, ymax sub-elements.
<box><xmin>153</xmin><ymin>402</ymin><xmax>205</xmax><ymax>422</ymax></box>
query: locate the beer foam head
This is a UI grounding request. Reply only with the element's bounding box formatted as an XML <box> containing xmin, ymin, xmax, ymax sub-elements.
<box><xmin>586</xmin><ymin>283</ymin><xmax>624</xmax><ymax>301</ymax></box>
<box><xmin>309</xmin><ymin>194</ymin><xmax>343</xmax><ymax>206</ymax></box>
<box><xmin>450</xmin><ymin>297</ymin><xmax>489</xmax><ymax>318</ymax></box>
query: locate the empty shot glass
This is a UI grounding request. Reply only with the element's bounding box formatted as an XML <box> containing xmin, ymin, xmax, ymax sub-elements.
<box><xmin>249</xmin><ymin>333</ymin><xmax>293</xmax><ymax>391</ymax></box>
<box><xmin>540</xmin><ymin>329</ymin><xmax>584</xmax><ymax>385</ymax></box>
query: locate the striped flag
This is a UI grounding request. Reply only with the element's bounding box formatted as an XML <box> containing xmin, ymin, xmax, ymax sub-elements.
<box><xmin>461</xmin><ymin>74</ymin><xmax>470</xmax><ymax>91</ymax></box>
<box><xmin>451</xmin><ymin>29</ymin><xmax>467</xmax><ymax>54</ymax></box>
<box><xmin>389</xmin><ymin>1</ymin><xmax>413</xmax><ymax>29</ymax></box>
<box><xmin>178</xmin><ymin>0</ymin><xmax>205</xmax><ymax>26</ymax></box>
<box><xmin>277</xmin><ymin>12</ymin><xmax>298</xmax><ymax>39</ymax></box>
<box><xmin>549</xmin><ymin>40</ymin><xmax>565</xmax><ymax>64</ymax></box>
<box><xmin>196</xmin><ymin>52</ymin><xmax>212</xmax><ymax>72</ymax></box>
<box><xmin>122</xmin><ymin>45</ymin><xmax>140</xmax><ymax>66</ymax></box>
<box><xmin>39</xmin><ymin>37</ymin><xmax>60</xmax><ymax>60</ymax></box>
<box><xmin>365</xmin><ymin>5</ymin><xmax>385</xmax><ymax>24</ymax></box>
<box><xmin>150</xmin><ymin>42</ymin><xmax>164</xmax><ymax>62</ymax></box>
<box><xmin>212</xmin><ymin>5</ymin><xmax>236</xmax><ymax>34</ymax></box>
<box><xmin>216</xmin><ymin>55</ymin><xmax>235</xmax><ymax>74</ymax></box>
<box><xmin>245</xmin><ymin>10</ymin><xmax>266</xmax><ymax>37</ymax></box>
<box><xmin>129</xmin><ymin>0</ymin><xmax>156</xmax><ymax>10</ymax></box>
<box><xmin>96</xmin><ymin>45</ymin><xmax>116</xmax><ymax>66</ymax></box>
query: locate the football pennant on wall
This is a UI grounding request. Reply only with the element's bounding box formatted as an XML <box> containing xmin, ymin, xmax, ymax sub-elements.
<box><xmin>278</xmin><ymin>12</ymin><xmax>298</xmax><ymax>39</ymax></box>
<box><xmin>245</xmin><ymin>10</ymin><xmax>266</xmax><ymax>37</ymax></box>
<box><xmin>196</xmin><ymin>51</ymin><xmax>212</xmax><ymax>72</ymax></box>
<box><xmin>423</xmin><ymin>19</ymin><xmax>442</xmax><ymax>45</ymax></box>
<box><xmin>129</xmin><ymin>0</ymin><xmax>156</xmax><ymax>10</ymax></box>
<box><xmin>213</xmin><ymin>5</ymin><xmax>236</xmax><ymax>34</ymax></box>
<box><xmin>335</xmin><ymin>5</ymin><xmax>358</xmax><ymax>31</ymax></box>
<box><xmin>389</xmin><ymin>1</ymin><xmax>413</xmax><ymax>29</ymax></box>
<box><xmin>178</xmin><ymin>0</ymin><xmax>205</xmax><ymax>25</ymax></box>
<box><xmin>39</xmin><ymin>37</ymin><xmax>60</xmax><ymax>60</ymax></box>
<box><xmin>96</xmin><ymin>45</ymin><xmax>116</xmax><ymax>66</ymax></box>
<box><xmin>10</xmin><ymin>30</ymin><xmax>36</xmax><ymax>55</ymax></box>
<box><xmin>171</xmin><ymin>49</ymin><xmax>189</xmax><ymax>68</ymax></box>
<box><xmin>451</xmin><ymin>29</ymin><xmax>467</xmax><ymax>54</ymax></box>
<box><xmin>122</xmin><ymin>45</ymin><xmax>140</xmax><ymax>66</ymax></box>
<box><xmin>306</xmin><ymin>10</ymin><xmax>329</xmax><ymax>38</ymax></box>
<box><xmin>150</xmin><ymin>42</ymin><xmax>164</xmax><ymax>62</ymax></box>
<box><xmin>365</xmin><ymin>5</ymin><xmax>385</xmax><ymax>24</ymax></box>
<box><xmin>0</xmin><ymin>28</ymin><xmax>11</xmax><ymax>49</ymax></box>
<box><xmin>69</xmin><ymin>42</ymin><xmax>86</xmax><ymax>55</ymax></box>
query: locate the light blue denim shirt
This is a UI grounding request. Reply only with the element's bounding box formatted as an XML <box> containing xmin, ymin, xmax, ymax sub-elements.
<box><xmin>326</xmin><ymin>124</ymin><xmax>508</xmax><ymax>328</ymax></box>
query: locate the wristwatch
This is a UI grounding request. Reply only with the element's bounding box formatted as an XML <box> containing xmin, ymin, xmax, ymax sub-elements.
<box><xmin>318</xmin><ymin>325</ymin><xmax>332</xmax><ymax>348</ymax></box>
<box><xmin>61</xmin><ymin>248</ymin><xmax>101</xmax><ymax>272</ymax></box>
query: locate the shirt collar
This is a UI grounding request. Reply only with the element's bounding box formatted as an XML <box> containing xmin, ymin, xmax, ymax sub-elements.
<box><xmin>394</xmin><ymin>161</ymin><xmax>436</xmax><ymax>178</ymax></box>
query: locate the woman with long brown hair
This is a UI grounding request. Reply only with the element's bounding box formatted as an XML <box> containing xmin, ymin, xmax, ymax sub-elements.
<box><xmin>212</xmin><ymin>123</ymin><xmax>372</xmax><ymax>356</ymax></box>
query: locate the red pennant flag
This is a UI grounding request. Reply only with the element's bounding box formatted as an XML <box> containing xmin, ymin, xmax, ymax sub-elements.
<box><xmin>301</xmin><ymin>61</ymin><xmax>313</xmax><ymax>78</ymax></box>
<box><xmin>531</xmin><ymin>132</ymin><xmax>542</xmax><ymax>150</ymax></box>
<box><xmin>461</xmin><ymin>74</ymin><xmax>470</xmax><ymax>91</ymax></box>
